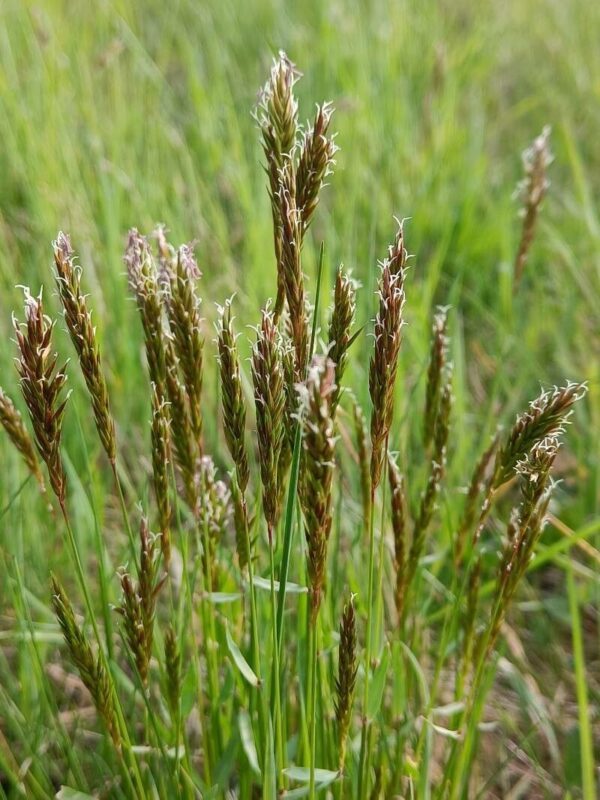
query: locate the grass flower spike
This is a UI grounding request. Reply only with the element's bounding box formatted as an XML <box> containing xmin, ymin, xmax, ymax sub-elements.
<box><xmin>0</xmin><ymin>386</ymin><xmax>45</xmax><ymax>493</ymax></box>
<box><xmin>53</xmin><ymin>232</ymin><xmax>116</xmax><ymax>464</ymax></box>
<box><xmin>13</xmin><ymin>289</ymin><xmax>69</xmax><ymax>506</ymax></box>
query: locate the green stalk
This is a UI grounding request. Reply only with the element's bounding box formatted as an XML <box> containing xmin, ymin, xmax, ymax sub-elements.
<box><xmin>59</xmin><ymin>503</ymin><xmax>145</xmax><ymax>799</ymax></box>
<box><xmin>268</xmin><ymin>527</ymin><xmax>285</xmax><ymax>786</ymax></box>
<box><xmin>373</xmin><ymin>459</ymin><xmax>389</xmax><ymax>655</ymax></box>
<box><xmin>198</xmin><ymin>514</ymin><xmax>225</xmax><ymax>758</ymax></box>
<box><xmin>243</xmin><ymin>515</ymin><xmax>267</xmax><ymax>772</ymax></box>
<box><xmin>567</xmin><ymin>560</ymin><xmax>597</xmax><ymax>800</ymax></box>
<box><xmin>111</xmin><ymin>462</ymin><xmax>139</xmax><ymax>569</ymax></box>
<box><xmin>307</xmin><ymin>617</ymin><xmax>319</xmax><ymax>800</ymax></box>
<box><xmin>171</xmin><ymin>462</ymin><xmax>211</xmax><ymax>787</ymax></box>
<box><xmin>357</xmin><ymin>485</ymin><xmax>376</xmax><ymax>798</ymax></box>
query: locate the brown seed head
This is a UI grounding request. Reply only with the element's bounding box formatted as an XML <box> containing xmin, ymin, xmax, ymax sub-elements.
<box><xmin>328</xmin><ymin>267</ymin><xmax>357</xmax><ymax>413</ymax></box>
<box><xmin>369</xmin><ymin>223</ymin><xmax>408</xmax><ymax>490</ymax></box>
<box><xmin>13</xmin><ymin>289</ymin><xmax>68</xmax><ymax>505</ymax></box>
<box><xmin>296</xmin><ymin>102</ymin><xmax>337</xmax><ymax>232</ymax></box>
<box><xmin>256</xmin><ymin>51</ymin><xmax>300</xmax><ymax>318</ymax></box>
<box><xmin>51</xmin><ymin>574</ymin><xmax>121</xmax><ymax>748</ymax></box>
<box><xmin>423</xmin><ymin>307</ymin><xmax>449</xmax><ymax>449</ymax></box>
<box><xmin>514</xmin><ymin>126</ymin><xmax>552</xmax><ymax>287</ymax></box>
<box><xmin>279</xmin><ymin>168</ymin><xmax>309</xmax><ymax>377</ymax></box>
<box><xmin>216</xmin><ymin>299</ymin><xmax>250</xmax><ymax>493</ymax></box>
<box><xmin>301</xmin><ymin>356</ymin><xmax>336</xmax><ymax>621</ymax></box>
<box><xmin>53</xmin><ymin>232</ymin><xmax>116</xmax><ymax>463</ymax></box>
<box><xmin>495</xmin><ymin>382</ymin><xmax>586</xmax><ymax>487</ymax></box>
<box><xmin>165</xmin><ymin>344</ymin><xmax>198</xmax><ymax>512</ymax></box>
<box><xmin>165</xmin><ymin>244</ymin><xmax>204</xmax><ymax>451</ymax></box>
<box><xmin>252</xmin><ymin>308</ymin><xmax>286</xmax><ymax>536</ymax></box>
<box><xmin>125</xmin><ymin>229</ymin><xmax>169</xmax><ymax>401</ymax></box>
<box><xmin>0</xmin><ymin>386</ymin><xmax>45</xmax><ymax>493</ymax></box>
<box><xmin>335</xmin><ymin>595</ymin><xmax>358</xmax><ymax>771</ymax></box>
<box><xmin>150</xmin><ymin>384</ymin><xmax>171</xmax><ymax>565</ymax></box>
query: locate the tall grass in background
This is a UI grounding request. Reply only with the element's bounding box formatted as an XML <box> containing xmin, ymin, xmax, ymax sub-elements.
<box><xmin>0</xmin><ymin>42</ymin><xmax>596</xmax><ymax>798</ymax></box>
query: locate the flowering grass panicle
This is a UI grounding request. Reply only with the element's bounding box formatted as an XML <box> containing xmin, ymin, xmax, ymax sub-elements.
<box><xmin>423</xmin><ymin>307</ymin><xmax>449</xmax><ymax>450</ymax></box>
<box><xmin>216</xmin><ymin>300</ymin><xmax>250</xmax><ymax>493</ymax></box>
<box><xmin>51</xmin><ymin>575</ymin><xmax>121</xmax><ymax>748</ymax></box>
<box><xmin>53</xmin><ymin>231</ymin><xmax>116</xmax><ymax>463</ymax></box>
<box><xmin>251</xmin><ymin>308</ymin><xmax>286</xmax><ymax>539</ymax></box>
<box><xmin>279</xmin><ymin>168</ymin><xmax>309</xmax><ymax>377</ymax></box>
<box><xmin>256</xmin><ymin>50</ymin><xmax>300</xmax><ymax>318</ymax></box>
<box><xmin>474</xmin><ymin>381</ymin><xmax>587</xmax><ymax>542</ymax></box>
<box><xmin>327</xmin><ymin>267</ymin><xmax>356</xmax><ymax>412</ymax></box>
<box><xmin>407</xmin><ymin>370</ymin><xmax>453</xmax><ymax>597</ymax></box>
<box><xmin>165</xmin><ymin>243</ymin><xmax>204</xmax><ymax>451</ymax></box>
<box><xmin>514</xmin><ymin>126</ymin><xmax>552</xmax><ymax>287</ymax></box>
<box><xmin>13</xmin><ymin>289</ymin><xmax>69</xmax><ymax>506</ymax></box>
<box><xmin>0</xmin><ymin>386</ymin><xmax>45</xmax><ymax>492</ymax></box>
<box><xmin>125</xmin><ymin>229</ymin><xmax>168</xmax><ymax>401</ymax></box>
<box><xmin>150</xmin><ymin>384</ymin><xmax>172</xmax><ymax>565</ymax></box>
<box><xmin>335</xmin><ymin>595</ymin><xmax>358</xmax><ymax>772</ymax></box>
<box><xmin>117</xmin><ymin>517</ymin><xmax>161</xmax><ymax>686</ymax></box>
<box><xmin>165</xmin><ymin>347</ymin><xmax>198</xmax><ymax>512</ymax></box>
<box><xmin>369</xmin><ymin>224</ymin><xmax>408</xmax><ymax>490</ymax></box>
<box><xmin>302</xmin><ymin>356</ymin><xmax>336</xmax><ymax>621</ymax></box>
<box><xmin>388</xmin><ymin>453</ymin><xmax>409</xmax><ymax>619</ymax></box>
<box><xmin>296</xmin><ymin>102</ymin><xmax>337</xmax><ymax>232</ymax></box>
<box><xmin>486</xmin><ymin>435</ymin><xmax>559</xmax><ymax>655</ymax></box>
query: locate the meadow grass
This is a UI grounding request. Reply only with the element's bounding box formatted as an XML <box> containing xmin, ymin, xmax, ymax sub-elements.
<box><xmin>0</xmin><ymin>1</ymin><xmax>599</xmax><ymax>798</ymax></box>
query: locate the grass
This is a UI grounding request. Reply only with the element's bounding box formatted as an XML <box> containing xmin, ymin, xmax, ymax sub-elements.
<box><xmin>0</xmin><ymin>1</ymin><xmax>599</xmax><ymax>798</ymax></box>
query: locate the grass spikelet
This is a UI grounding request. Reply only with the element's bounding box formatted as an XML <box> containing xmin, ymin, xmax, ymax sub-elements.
<box><xmin>197</xmin><ymin>455</ymin><xmax>233</xmax><ymax>581</ymax></box>
<box><xmin>0</xmin><ymin>386</ymin><xmax>45</xmax><ymax>493</ymax></box>
<box><xmin>117</xmin><ymin>517</ymin><xmax>161</xmax><ymax>686</ymax></box>
<box><xmin>279</xmin><ymin>166</ymin><xmax>309</xmax><ymax>378</ymax></box>
<box><xmin>408</xmin><ymin>371</ymin><xmax>452</xmax><ymax>581</ymax></box>
<box><xmin>474</xmin><ymin>382</ymin><xmax>587</xmax><ymax>542</ymax></box>
<box><xmin>486</xmin><ymin>435</ymin><xmax>559</xmax><ymax>655</ymax></box>
<box><xmin>301</xmin><ymin>356</ymin><xmax>336</xmax><ymax>621</ymax></box>
<box><xmin>496</xmin><ymin>382</ymin><xmax>584</xmax><ymax>485</ymax></box>
<box><xmin>514</xmin><ymin>126</ymin><xmax>552</xmax><ymax>288</ymax></box>
<box><xmin>296</xmin><ymin>102</ymin><xmax>337</xmax><ymax>232</ymax></box>
<box><xmin>150</xmin><ymin>384</ymin><xmax>172</xmax><ymax>565</ymax></box>
<box><xmin>256</xmin><ymin>50</ymin><xmax>300</xmax><ymax>318</ymax></box>
<box><xmin>216</xmin><ymin>299</ymin><xmax>250</xmax><ymax>493</ymax></box>
<box><xmin>369</xmin><ymin>223</ymin><xmax>408</xmax><ymax>490</ymax></box>
<box><xmin>165</xmin><ymin>243</ymin><xmax>204</xmax><ymax>452</ymax></box>
<box><xmin>125</xmin><ymin>228</ymin><xmax>168</xmax><ymax>401</ymax></box>
<box><xmin>51</xmin><ymin>574</ymin><xmax>121</xmax><ymax>748</ymax></box>
<box><xmin>165</xmin><ymin>347</ymin><xmax>198</xmax><ymax>512</ymax></box>
<box><xmin>327</xmin><ymin>266</ymin><xmax>356</xmax><ymax>412</ymax></box>
<box><xmin>335</xmin><ymin>595</ymin><xmax>358</xmax><ymax>772</ymax></box>
<box><xmin>53</xmin><ymin>232</ymin><xmax>116</xmax><ymax>464</ymax></box>
<box><xmin>251</xmin><ymin>307</ymin><xmax>285</xmax><ymax>539</ymax></box>
<box><xmin>13</xmin><ymin>289</ymin><xmax>69</xmax><ymax>506</ymax></box>
<box><xmin>388</xmin><ymin>452</ymin><xmax>408</xmax><ymax>620</ymax></box>
<box><xmin>423</xmin><ymin>307</ymin><xmax>449</xmax><ymax>449</ymax></box>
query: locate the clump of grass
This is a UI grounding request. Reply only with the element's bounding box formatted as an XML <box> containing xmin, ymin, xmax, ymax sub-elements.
<box><xmin>0</xmin><ymin>52</ymin><xmax>589</xmax><ymax>800</ymax></box>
